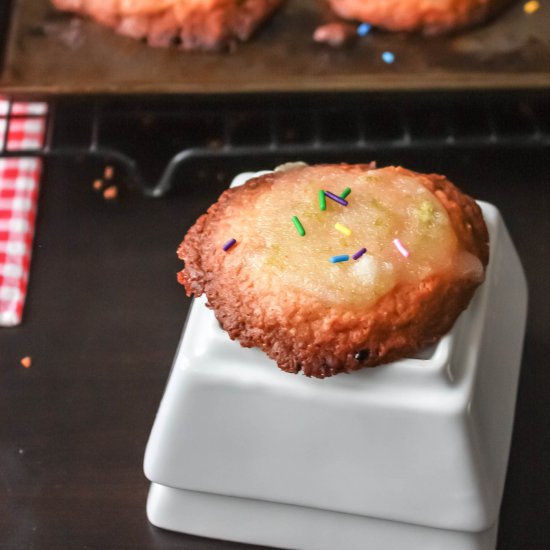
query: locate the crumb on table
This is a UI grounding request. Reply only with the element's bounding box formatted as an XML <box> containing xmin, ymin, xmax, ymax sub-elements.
<box><xmin>104</xmin><ymin>166</ymin><xmax>115</xmax><ymax>180</ymax></box>
<box><xmin>103</xmin><ymin>185</ymin><xmax>118</xmax><ymax>200</ymax></box>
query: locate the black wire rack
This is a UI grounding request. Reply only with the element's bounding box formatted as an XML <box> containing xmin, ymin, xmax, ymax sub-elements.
<box><xmin>0</xmin><ymin>92</ymin><xmax>549</xmax><ymax>197</ymax></box>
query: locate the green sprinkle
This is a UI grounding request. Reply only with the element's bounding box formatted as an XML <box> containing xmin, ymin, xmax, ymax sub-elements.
<box><xmin>340</xmin><ymin>187</ymin><xmax>351</xmax><ymax>199</ymax></box>
<box><xmin>319</xmin><ymin>190</ymin><xmax>327</xmax><ymax>211</ymax></box>
<box><xmin>418</xmin><ymin>201</ymin><xmax>435</xmax><ymax>223</ymax></box>
<box><xmin>292</xmin><ymin>216</ymin><xmax>306</xmax><ymax>236</ymax></box>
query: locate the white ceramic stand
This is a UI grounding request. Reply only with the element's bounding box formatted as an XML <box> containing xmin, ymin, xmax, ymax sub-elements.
<box><xmin>144</xmin><ymin>174</ymin><xmax>527</xmax><ymax>550</ymax></box>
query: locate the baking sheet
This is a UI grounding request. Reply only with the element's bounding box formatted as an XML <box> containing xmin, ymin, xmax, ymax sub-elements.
<box><xmin>1</xmin><ymin>0</ymin><xmax>550</xmax><ymax>95</ymax></box>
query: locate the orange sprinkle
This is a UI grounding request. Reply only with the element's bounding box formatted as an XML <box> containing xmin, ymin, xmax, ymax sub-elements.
<box><xmin>103</xmin><ymin>185</ymin><xmax>118</xmax><ymax>200</ymax></box>
<box><xmin>104</xmin><ymin>166</ymin><xmax>114</xmax><ymax>180</ymax></box>
<box><xmin>524</xmin><ymin>1</ymin><xmax>540</xmax><ymax>14</ymax></box>
<box><xmin>93</xmin><ymin>179</ymin><xmax>103</xmax><ymax>191</ymax></box>
<box><xmin>20</xmin><ymin>356</ymin><xmax>32</xmax><ymax>368</ymax></box>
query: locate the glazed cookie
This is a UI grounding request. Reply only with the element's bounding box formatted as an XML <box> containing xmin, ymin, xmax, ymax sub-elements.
<box><xmin>178</xmin><ymin>163</ymin><xmax>489</xmax><ymax>378</ymax></box>
<box><xmin>326</xmin><ymin>0</ymin><xmax>514</xmax><ymax>35</ymax></box>
<box><xmin>51</xmin><ymin>0</ymin><xmax>286</xmax><ymax>51</ymax></box>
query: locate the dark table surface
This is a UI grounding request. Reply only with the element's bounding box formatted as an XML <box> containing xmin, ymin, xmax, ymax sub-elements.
<box><xmin>1</xmin><ymin>143</ymin><xmax>549</xmax><ymax>549</ymax></box>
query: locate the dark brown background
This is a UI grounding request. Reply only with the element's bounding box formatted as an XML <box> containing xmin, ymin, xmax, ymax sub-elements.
<box><xmin>1</xmin><ymin>143</ymin><xmax>549</xmax><ymax>549</ymax></box>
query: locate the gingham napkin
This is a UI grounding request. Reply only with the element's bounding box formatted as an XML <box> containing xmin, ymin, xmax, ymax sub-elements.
<box><xmin>0</xmin><ymin>99</ymin><xmax>47</xmax><ymax>327</ymax></box>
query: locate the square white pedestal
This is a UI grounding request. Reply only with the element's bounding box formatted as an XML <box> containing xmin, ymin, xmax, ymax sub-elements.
<box><xmin>144</xmin><ymin>197</ymin><xmax>527</xmax><ymax>550</ymax></box>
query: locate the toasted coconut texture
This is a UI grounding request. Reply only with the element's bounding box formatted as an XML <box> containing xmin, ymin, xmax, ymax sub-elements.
<box><xmin>326</xmin><ymin>0</ymin><xmax>514</xmax><ymax>35</ymax></box>
<box><xmin>178</xmin><ymin>164</ymin><xmax>489</xmax><ymax>378</ymax></box>
<box><xmin>50</xmin><ymin>0</ymin><xmax>285</xmax><ymax>51</ymax></box>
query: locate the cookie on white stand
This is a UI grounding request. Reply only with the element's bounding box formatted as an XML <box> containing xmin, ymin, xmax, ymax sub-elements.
<box><xmin>144</xmin><ymin>171</ymin><xmax>527</xmax><ymax>550</ymax></box>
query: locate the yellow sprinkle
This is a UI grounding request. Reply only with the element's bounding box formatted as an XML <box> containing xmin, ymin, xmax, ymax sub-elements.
<box><xmin>524</xmin><ymin>1</ymin><xmax>540</xmax><ymax>14</ymax></box>
<box><xmin>335</xmin><ymin>222</ymin><xmax>352</xmax><ymax>237</ymax></box>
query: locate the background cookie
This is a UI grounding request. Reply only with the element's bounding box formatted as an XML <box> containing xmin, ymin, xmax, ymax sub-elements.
<box><xmin>51</xmin><ymin>0</ymin><xmax>286</xmax><ymax>50</ymax></box>
<box><xmin>326</xmin><ymin>0</ymin><xmax>515</xmax><ymax>35</ymax></box>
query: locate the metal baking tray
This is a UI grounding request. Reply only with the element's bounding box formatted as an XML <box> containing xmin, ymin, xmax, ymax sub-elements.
<box><xmin>1</xmin><ymin>0</ymin><xmax>550</xmax><ymax>95</ymax></box>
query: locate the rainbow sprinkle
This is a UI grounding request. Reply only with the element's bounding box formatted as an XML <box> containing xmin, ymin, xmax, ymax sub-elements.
<box><xmin>292</xmin><ymin>216</ymin><xmax>306</xmax><ymax>236</ymax></box>
<box><xmin>357</xmin><ymin>23</ymin><xmax>372</xmax><ymax>37</ymax></box>
<box><xmin>319</xmin><ymin>190</ymin><xmax>327</xmax><ymax>211</ymax></box>
<box><xmin>393</xmin><ymin>238</ymin><xmax>409</xmax><ymax>258</ymax></box>
<box><xmin>222</xmin><ymin>238</ymin><xmax>237</xmax><ymax>251</ymax></box>
<box><xmin>325</xmin><ymin>191</ymin><xmax>348</xmax><ymax>207</ymax></box>
<box><xmin>352</xmin><ymin>247</ymin><xmax>367</xmax><ymax>260</ymax></box>
<box><xmin>382</xmin><ymin>51</ymin><xmax>395</xmax><ymax>64</ymax></box>
<box><xmin>330</xmin><ymin>255</ymin><xmax>350</xmax><ymax>263</ymax></box>
<box><xmin>524</xmin><ymin>0</ymin><xmax>540</xmax><ymax>14</ymax></box>
<box><xmin>340</xmin><ymin>187</ymin><xmax>352</xmax><ymax>199</ymax></box>
<box><xmin>335</xmin><ymin>222</ymin><xmax>352</xmax><ymax>237</ymax></box>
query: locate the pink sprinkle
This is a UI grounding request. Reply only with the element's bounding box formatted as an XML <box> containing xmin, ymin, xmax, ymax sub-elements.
<box><xmin>393</xmin><ymin>238</ymin><xmax>409</xmax><ymax>258</ymax></box>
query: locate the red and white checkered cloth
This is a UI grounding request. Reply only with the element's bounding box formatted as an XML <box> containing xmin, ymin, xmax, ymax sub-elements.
<box><xmin>0</xmin><ymin>98</ymin><xmax>47</xmax><ymax>327</ymax></box>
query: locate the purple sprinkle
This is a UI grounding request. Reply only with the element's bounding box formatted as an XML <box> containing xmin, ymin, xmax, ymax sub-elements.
<box><xmin>352</xmin><ymin>247</ymin><xmax>367</xmax><ymax>260</ymax></box>
<box><xmin>222</xmin><ymin>238</ymin><xmax>237</xmax><ymax>252</ymax></box>
<box><xmin>325</xmin><ymin>191</ymin><xmax>348</xmax><ymax>207</ymax></box>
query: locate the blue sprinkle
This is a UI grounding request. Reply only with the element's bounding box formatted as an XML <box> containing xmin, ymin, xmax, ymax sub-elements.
<box><xmin>330</xmin><ymin>255</ymin><xmax>350</xmax><ymax>264</ymax></box>
<box><xmin>381</xmin><ymin>51</ymin><xmax>395</xmax><ymax>64</ymax></box>
<box><xmin>357</xmin><ymin>23</ymin><xmax>372</xmax><ymax>37</ymax></box>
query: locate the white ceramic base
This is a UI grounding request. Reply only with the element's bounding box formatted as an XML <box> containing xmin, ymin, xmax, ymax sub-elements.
<box><xmin>144</xmin><ymin>172</ymin><xmax>527</xmax><ymax>549</ymax></box>
<box><xmin>147</xmin><ymin>483</ymin><xmax>498</xmax><ymax>550</ymax></box>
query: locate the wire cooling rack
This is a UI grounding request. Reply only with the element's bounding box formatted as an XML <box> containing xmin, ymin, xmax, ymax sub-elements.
<box><xmin>1</xmin><ymin>92</ymin><xmax>548</xmax><ymax>196</ymax></box>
